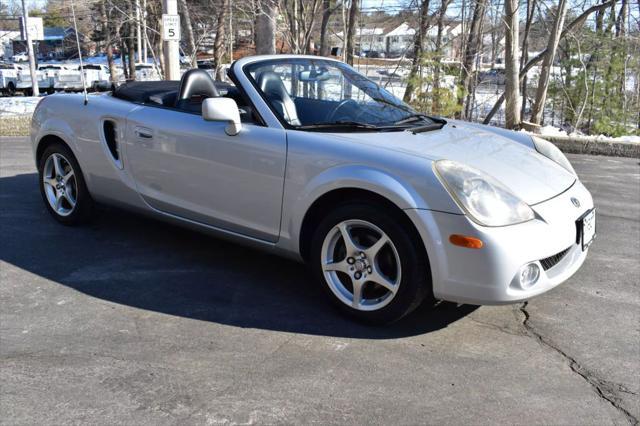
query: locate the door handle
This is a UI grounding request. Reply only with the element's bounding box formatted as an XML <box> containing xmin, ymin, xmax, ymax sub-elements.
<box><xmin>135</xmin><ymin>127</ymin><xmax>153</xmax><ymax>139</ymax></box>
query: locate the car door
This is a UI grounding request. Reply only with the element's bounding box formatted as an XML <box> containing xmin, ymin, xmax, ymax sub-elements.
<box><xmin>124</xmin><ymin>105</ymin><xmax>287</xmax><ymax>242</ymax></box>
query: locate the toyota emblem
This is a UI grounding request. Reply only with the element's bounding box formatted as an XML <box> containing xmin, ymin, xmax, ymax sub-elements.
<box><xmin>571</xmin><ymin>197</ymin><xmax>581</xmax><ymax>208</ymax></box>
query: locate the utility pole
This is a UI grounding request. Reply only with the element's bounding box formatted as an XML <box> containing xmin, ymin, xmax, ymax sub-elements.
<box><xmin>162</xmin><ymin>0</ymin><xmax>180</xmax><ymax>80</ymax></box>
<box><xmin>20</xmin><ymin>0</ymin><xmax>39</xmax><ymax>96</ymax></box>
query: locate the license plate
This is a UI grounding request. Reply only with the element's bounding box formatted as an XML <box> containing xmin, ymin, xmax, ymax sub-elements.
<box><xmin>579</xmin><ymin>209</ymin><xmax>596</xmax><ymax>250</ymax></box>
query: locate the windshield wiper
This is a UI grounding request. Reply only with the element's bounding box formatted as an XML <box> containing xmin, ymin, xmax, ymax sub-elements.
<box><xmin>394</xmin><ymin>113</ymin><xmax>431</xmax><ymax>124</ymax></box>
<box><xmin>408</xmin><ymin>121</ymin><xmax>446</xmax><ymax>134</ymax></box>
<box><xmin>297</xmin><ymin>120</ymin><xmax>382</xmax><ymax>130</ymax></box>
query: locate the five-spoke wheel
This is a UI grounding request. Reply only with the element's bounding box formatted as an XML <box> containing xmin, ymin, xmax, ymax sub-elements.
<box><xmin>38</xmin><ymin>143</ymin><xmax>93</xmax><ymax>225</ymax></box>
<box><xmin>321</xmin><ymin>219</ymin><xmax>401</xmax><ymax>311</ymax></box>
<box><xmin>42</xmin><ymin>153</ymin><xmax>77</xmax><ymax>216</ymax></box>
<box><xmin>311</xmin><ymin>202</ymin><xmax>433</xmax><ymax>324</ymax></box>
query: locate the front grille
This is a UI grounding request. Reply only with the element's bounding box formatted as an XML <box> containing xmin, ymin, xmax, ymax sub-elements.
<box><xmin>540</xmin><ymin>247</ymin><xmax>571</xmax><ymax>271</ymax></box>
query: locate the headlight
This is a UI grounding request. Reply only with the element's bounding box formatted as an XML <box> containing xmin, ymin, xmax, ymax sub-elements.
<box><xmin>532</xmin><ymin>136</ymin><xmax>576</xmax><ymax>175</ymax></box>
<box><xmin>434</xmin><ymin>160</ymin><xmax>535</xmax><ymax>227</ymax></box>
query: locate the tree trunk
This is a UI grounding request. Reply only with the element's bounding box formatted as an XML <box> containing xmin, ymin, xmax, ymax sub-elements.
<box><xmin>255</xmin><ymin>0</ymin><xmax>277</xmax><ymax>54</ymax></box>
<box><xmin>503</xmin><ymin>0</ymin><xmax>520</xmax><ymax>129</ymax></box>
<box><xmin>178</xmin><ymin>0</ymin><xmax>198</xmax><ymax>67</ymax></box>
<box><xmin>457</xmin><ymin>0</ymin><xmax>486</xmax><ymax>117</ymax></box>
<box><xmin>530</xmin><ymin>0</ymin><xmax>567</xmax><ymax>125</ymax></box>
<box><xmin>319</xmin><ymin>0</ymin><xmax>332</xmax><ymax>56</ymax></box>
<box><xmin>520</xmin><ymin>0</ymin><xmax>536</xmax><ymax>118</ymax></box>
<box><xmin>128</xmin><ymin>36</ymin><xmax>136</xmax><ymax>80</ymax></box>
<box><xmin>100</xmin><ymin>0</ymin><xmax>118</xmax><ymax>85</ymax></box>
<box><xmin>432</xmin><ymin>0</ymin><xmax>451</xmax><ymax>113</ymax></box>
<box><xmin>212</xmin><ymin>0</ymin><xmax>228</xmax><ymax>80</ymax></box>
<box><xmin>402</xmin><ymin>0</ymin><xmax>430</xmax><ymax>102</ymax></box>
<box><xmin>615</xmin><ymin>0</ymin><xmax>627</xmax><ymax>37</ymax></box>
<box><xmin>345</xmin><ymin>0</ymin><xmax>358</xmax><ymax>65</ymax></box>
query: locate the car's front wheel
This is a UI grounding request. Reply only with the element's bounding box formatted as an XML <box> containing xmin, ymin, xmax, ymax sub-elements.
<box><xmin>310</xmin><ymin>203</ymin><xmax>433</xmax><ymax>324</ymax></box>
<box><xmin>38</xmin><ymin>143</ymin><xmax>93</xmax><ymax>225</ymax></box>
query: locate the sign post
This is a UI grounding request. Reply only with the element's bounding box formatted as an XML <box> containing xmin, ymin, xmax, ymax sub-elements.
<box><xmin>20</xmin><ymin>0</ymin><xmax>39</xmax><ymax>96</ymax></box>
<box><xmin>161</xmin><ymin>1</ymin><xmax>180</xmax><ymax>80</ymax></box>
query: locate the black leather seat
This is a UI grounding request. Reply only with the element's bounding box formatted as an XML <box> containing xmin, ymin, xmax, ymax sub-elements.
<box><xmin>175</xmin><ymin>69</ymin><xmax>220</xmax><ymax>113</ymax></box>
<box><xmin>257</xmin><ymin>71</ymin><xmax>301</xmax><ymax>126</ymax></box>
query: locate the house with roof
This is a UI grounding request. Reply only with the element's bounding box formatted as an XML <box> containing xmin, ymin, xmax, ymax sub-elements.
<box><xmin>12</xmin><ymin>27</ymin><xmax>91</xmax><ymax>60</ymax></box>
<box><xmin>332</xmin><ymin>27</ymin><xmax>387</xmax><ymax>54</ymax></box>
<box><xmin>385</xmin><ymin>23</ymin><xmax>415</xmax><ymax>56</ymax></box>
<box><xmin>329</xmin><ymin>21</ymin><xmax>464</xmax><ymax>59</ymax></box>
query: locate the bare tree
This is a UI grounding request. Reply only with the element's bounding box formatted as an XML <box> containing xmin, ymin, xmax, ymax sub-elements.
<box><xmin>403</xmin><ymin>0</ymin><xmax>431</xmax><ymax>102</ymax></box>
<box><xmin>282</xmin><ymin>0</ymin><xmax>322</xmax><ymax>54</ymax></box>
<box><xmin>520</xmin><ymin>0</ymin><xmax>536</xmax><ymax>118</ymax></box>
<box><xmin>432</xmin><ymin>0</ymin><xmax>453</xmax><ymax>113</ymax></box>
<box><xmin>319</xmin><ymin>0</ymin><xmax>334</xmax><ymax>56</ymax></box>
<box><xmin>100</xmin><ymin>0</ymin><xmax>118</xmax><ymax>85</ymax></box>
<box><xmin>530</xmin><ymin>0</ymin><xmax>568</xmax><ymax>125</ymax></box>
<box><xmin>457</xmin><ymin>0</ymin><xmax>486</xmax><ymax>117</ymax></box>
<box><xmin>212</xmin><ymin>0</ymin><xmax>229</xmax><ymax>80</ymax></box>
<box><xmin>345</xmin><ymin>0</ymin><xmax>358</xmax><ymax>65</ymax></box>
<box><xmin>255</xmin><ymin>0</ymin><xmax>278</xmax><ymax>54</ymax></box>
<box><xmin>178</xmin><ymin>0</ymin><xmax>197</xmax><ymax>67</ymax></box>
<box><xmin>503</xmin><ymin>0</ymin><xmax>521</xmax><ymax>129</ymax></box>
<box><xmin>482</xmin><ymin>0</ymin><xmax>615</xmax><ymax>124</ymax></box>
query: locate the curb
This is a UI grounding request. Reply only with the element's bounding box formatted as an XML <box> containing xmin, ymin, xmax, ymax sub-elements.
<box><xmin>539</xmin><ymin>135</ymin><xmax>640</xmax><ymax>159</ymax></box>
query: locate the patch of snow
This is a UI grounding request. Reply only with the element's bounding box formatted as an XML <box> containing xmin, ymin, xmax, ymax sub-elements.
<box><xmin>0</xmin><ymin>96</ymin><xmax>41</xmax><ymax>117</ymax></box>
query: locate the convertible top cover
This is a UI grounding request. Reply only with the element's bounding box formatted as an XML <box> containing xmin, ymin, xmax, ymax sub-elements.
<box><xmin>113</xmin><ymin>80</ymin><xmax>235</xmax><ymax>105</ymax></box>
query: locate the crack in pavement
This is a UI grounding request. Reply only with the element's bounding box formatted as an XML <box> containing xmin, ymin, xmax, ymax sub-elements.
<box><xmin>519</xmin><ymin>302</ymin><xmax>639</xmax><ymax>425</ymax></box>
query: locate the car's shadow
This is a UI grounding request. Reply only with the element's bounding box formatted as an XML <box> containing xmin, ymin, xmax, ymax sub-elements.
<box><xmin>1</xmin><ymin>173</ymin><xmax>477</xmax><ymax>339</ymax></box>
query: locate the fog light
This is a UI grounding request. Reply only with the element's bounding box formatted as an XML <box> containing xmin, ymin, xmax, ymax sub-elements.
<box><xmin>519</xmin><ymin>263</ymin><xmax>540</xmax><ymax>289</ymax></box>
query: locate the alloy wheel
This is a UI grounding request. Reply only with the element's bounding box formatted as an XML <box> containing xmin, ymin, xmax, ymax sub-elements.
<box><xmin>42</xmin><ymin>153</ymin><xmax>77</xmax><ymax>217</ymax></box>
<box><xmin>320</xmin><ymin>219</ymin><xmax>402</xmax><ymax>311</ymax></box>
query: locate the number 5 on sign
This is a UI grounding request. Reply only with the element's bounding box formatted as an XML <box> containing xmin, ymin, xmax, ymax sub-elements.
<box><xmin>162</xmin><ymin>14</ymin><xmax>181</xmax><ymax>41</ymax></box>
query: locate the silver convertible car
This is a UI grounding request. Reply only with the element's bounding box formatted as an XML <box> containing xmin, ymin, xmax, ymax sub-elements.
<box><xmin>31</xmin><ymin>55</ymin><xmax>596</xmax><ymax>324</ymax></box>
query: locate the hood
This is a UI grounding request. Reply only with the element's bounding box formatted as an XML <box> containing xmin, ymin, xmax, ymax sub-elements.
<box><xmin>328</xmin><ymin>121</ymin><xmax>576</xmax><ymax>205</ymax></box>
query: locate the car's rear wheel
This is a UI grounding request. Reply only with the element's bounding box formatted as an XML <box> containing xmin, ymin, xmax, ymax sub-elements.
<box><xmin>310</xmin><ymin>203</ymin><xmax>433</xmax><ymax>324</ymax></box>
<box><xmin>38</xmin><ymin>143</ymin><xmax>93</xmax><ymax>225</ymax></box>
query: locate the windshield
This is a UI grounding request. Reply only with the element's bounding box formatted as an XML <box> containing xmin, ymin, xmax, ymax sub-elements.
<box><xmin>244</xmin><ymin>58</ymin><xmax>436</xmax><ymax>130</ymax></box>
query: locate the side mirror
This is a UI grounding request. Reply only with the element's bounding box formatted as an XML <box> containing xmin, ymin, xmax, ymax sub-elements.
<box><xmin>202</xmin><ymin>97</ymin><xmax>242</xmax><ymax>136</ymax></box>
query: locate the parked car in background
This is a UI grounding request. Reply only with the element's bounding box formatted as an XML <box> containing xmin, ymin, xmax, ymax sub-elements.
<box><xmin>15</xmin><ymin>67</ymin><xmax>51</xmax><ymax>95</ymax></box>
<box><xmin>0</xmin><ymin>63</ymin><xmax>21</xmax><ymax>96</ymax></box>
<box><xmin>134</xmin><ymin>63</ymin><xmax>161</xmax><ymax>81</ymax></box>
<box><xmin>38</xmin><ymin>64</ymin><xmax>67</xmax><ymax>93</ymax></box>
<box><xmin>11</xmin><ymin>52</ymin><xmax>28</xmax><ymax>62</ymax></box>
<box><xmin>54</xmin><ymin>66</ymin><xmax>83</xmax><ymax>91</ymax></box>
<box><xmin>82</xmin><ymin>64</ymin><xmax>112</xmax><ymax>90</ymax></box>
<box><xmin>52</xmin><ymin>64</ymin><xmax>111</xmax><ymax>92</ymax></box>
<box><xmin>31</xmin><ymin>55</ymin><xmax>595</xmax><ymax>324</ymax></box>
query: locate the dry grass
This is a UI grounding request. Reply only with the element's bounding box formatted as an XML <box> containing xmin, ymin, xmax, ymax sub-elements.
<box><xmin>0</xmin><ymin>115</ymin><xmax>31</xmax><ymax>137</ymax></box>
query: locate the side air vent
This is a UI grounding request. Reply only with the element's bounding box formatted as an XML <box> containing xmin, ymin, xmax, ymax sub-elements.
<box><xmin>103</xmin><ymin>120</ymin><xmax>119</xmax><ymax>161</ymax></box>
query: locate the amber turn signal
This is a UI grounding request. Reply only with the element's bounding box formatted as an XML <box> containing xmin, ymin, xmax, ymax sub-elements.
<box><xmin>449</xmin><ymin>234</ymin><xmax>484</xmax><ymax>249</ymax></box>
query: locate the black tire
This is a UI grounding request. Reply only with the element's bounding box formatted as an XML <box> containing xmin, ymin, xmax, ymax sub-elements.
<box><xmin>310</xmin><ymin>202</ymin><xmax>433</xmax><ymax>324</ymax></box>
<box><xmin>7</xmin><ymin>82</ymin><xmax>15</xmax><ymax>96</ymax></box>
<box><xmin>38</xmin><ymin>142</ymin><xmax>94</xmax><ymax>225</ymax></box>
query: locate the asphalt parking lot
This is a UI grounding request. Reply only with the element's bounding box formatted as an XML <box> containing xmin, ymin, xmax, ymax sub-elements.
<box><xmin>1</xmin><ymin>136</ymin><xmax>638</xmax><ymax>425</ymax></box>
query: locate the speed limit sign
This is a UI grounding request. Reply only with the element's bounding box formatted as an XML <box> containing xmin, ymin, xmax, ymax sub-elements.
<box><xmin>162</xmin><ymin>14</ymin><xmax>181</xmax><ymax>41</ymax></box>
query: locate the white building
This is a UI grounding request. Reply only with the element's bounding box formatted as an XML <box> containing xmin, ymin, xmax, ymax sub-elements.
<box><xmin>330</xmin><ymin>22</ymin><xmax>463</xmax><ymax>59</ymax></box>
<box><xmin>333</xmin><ymin>27</ymin><xmax>386</xmax><ymax>53</ymax></box>
<box><xmin>385</xmin><ymin>23</ymin><xmax>415</xmax><ymax>55</ymax></box>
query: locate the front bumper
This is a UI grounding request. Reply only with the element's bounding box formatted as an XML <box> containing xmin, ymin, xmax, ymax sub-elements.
<box><xmin>406</xmin><ymin>180</ymin><xmax>594</xmax><ymax>305</ymax></box>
